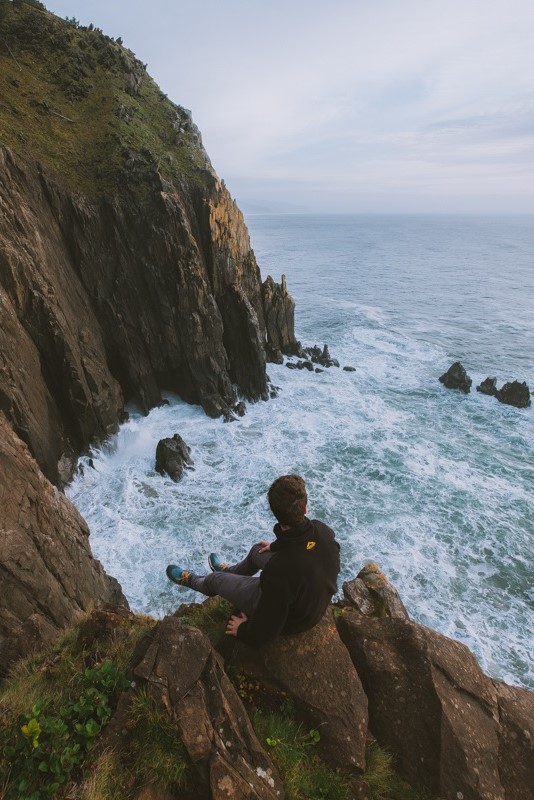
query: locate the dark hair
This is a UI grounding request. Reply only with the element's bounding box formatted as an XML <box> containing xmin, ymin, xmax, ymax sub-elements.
<box><xmin>267</xmin><ymin>474</ymin><xmax>307</xmax><ymax>527</ymax></box>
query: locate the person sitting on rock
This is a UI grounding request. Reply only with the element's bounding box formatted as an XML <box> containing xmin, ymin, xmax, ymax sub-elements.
<box><xmin>166</xmin><ymin>474</ymin><xmax>340</xmax><ymax>648</ymax></box>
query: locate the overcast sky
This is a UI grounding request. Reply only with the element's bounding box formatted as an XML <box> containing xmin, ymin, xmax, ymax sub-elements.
<box><xmin>45</xmin><ymin>1</ymin><xmax>534</xmax><ymax>213</ymax></box>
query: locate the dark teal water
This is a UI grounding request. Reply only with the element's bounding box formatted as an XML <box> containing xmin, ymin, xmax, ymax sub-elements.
<box><xmin>68</xmin><ymin>214</ymin><xmax>534</xmax><ymax>689</ymax></box>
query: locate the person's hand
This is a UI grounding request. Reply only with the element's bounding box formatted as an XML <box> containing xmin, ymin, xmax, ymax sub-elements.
<box><xmin>226</xmin><ymin>612</ymin><xmax>248</xmax><ymax>637</ymax></box>
<box><xmin>258</xmin><ymin>541</ymin><xmax>272</xmax><ymax>553</ymax></box>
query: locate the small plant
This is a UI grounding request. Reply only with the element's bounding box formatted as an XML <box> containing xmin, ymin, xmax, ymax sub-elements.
<box><xmin>0</xmin><ymin>660</ymin><xmax>129</xmax><ymax>800</ymax></box>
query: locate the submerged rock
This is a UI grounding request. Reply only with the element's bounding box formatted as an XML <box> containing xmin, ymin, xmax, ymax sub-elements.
<box><xmin>155</xmin><ymin>434</ymin><xmax>193</xmax><ymax>482</ymax></box>
<box><xmin>438</xmin><ymin>361</ymin><xmax>472</xmax><ymax>393</ymax></box>
<box><xmin>496</xmin><ymin>380</ymin><xmax>531</xmax><ymax>408</ymax></box>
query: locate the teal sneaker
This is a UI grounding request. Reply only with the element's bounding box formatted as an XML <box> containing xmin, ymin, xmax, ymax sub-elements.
<box><xmin>208</xmin><ymin>553</ymin><xmax>229</xmax><ymax>572</ymax></box>
<box><xmin>166</xmin><ymin>565</ymin><xmax>193</xmax><ymax>587</ymax></box>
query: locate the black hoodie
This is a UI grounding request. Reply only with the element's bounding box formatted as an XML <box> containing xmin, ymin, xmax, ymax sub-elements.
<box><xmin>236</xmin><ymin>517</ymin><xmax>340</xmax><ymax>648</ymax></box>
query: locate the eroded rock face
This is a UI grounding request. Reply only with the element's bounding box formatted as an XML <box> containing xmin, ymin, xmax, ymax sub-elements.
<box><xmin>438</xmin><ymin>361</ymin><xmax>472</xmax><ymax>393</ymax></box>
<box><xmin>233</xmin><ymin>608</ymin><xmax>368</xmax><ymax>771</ymax></box>
<box><xmin>337</xmin><ymin>609</ymin><xmax>534</xmax><ymax>800</ymax></box>
<box><xmin>131</xmin><ymin>616</ymin><xmax>284</xmax><ymax>800</ymax></box>
<box><xmin>0</xmin><ymin>414</ymin><xmax>126</xmax><ymax>679</ymax></box>
<box><xmin>155</xmin><ymin>434</ymin><xmax>193</xmax><ymax>482</ymax></box>
<box><xmin>496</xmin><ymin>380</ymin><xmax>531</xmax><ymax>408</ymax></box>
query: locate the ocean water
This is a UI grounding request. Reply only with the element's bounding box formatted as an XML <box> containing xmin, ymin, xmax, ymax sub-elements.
<box><xmin>67</xmin><ymin>214</ymin><xmax>534</xmax><ymax>689</ymax></box>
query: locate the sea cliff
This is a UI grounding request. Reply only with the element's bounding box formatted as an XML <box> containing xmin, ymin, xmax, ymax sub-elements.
<box><xmin>0</xmin><ymin>1</ymin><xmax>295</xmax><ymax>674</ymax></box>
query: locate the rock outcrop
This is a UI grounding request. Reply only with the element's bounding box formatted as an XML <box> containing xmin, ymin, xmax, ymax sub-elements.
<box><xmin>476</xmin><ymin>376</ymin><xmax>498</xmax><ymax>396</ymax></box>
<box><xmin>337</xmin><ymin>609</ymin><xmax>534</xmax><ymax>800</ymax></box>
<box><xmin>438</xmin><ymin>361</ymin><xmax>472</xmax><ymax>393</ymax></box>
<box><xmin>261</xmin><ymin>274</ymin><xmax>299</xmax><ymax>362</ymax></box>
<box><xmin>343</xmin><ymin>562</ymin><xmax>409</xmax><ymax>620</ymax></box>
<box><xmin>155</xmin><ymin>433</ymin><xmax>193</xmax><ymax>482</ymax></box>
<box><xmin>0</xmin><ymin>413</ymin><xmax>126</xmax><ymax>679</ymax></box>
<box><xmin>496</xmin><ymin>380</ymin><xmax>531</xmax><ymax>408</ymax></box>
<box><xmin>233</xmin><ymin>609</ymin><xmax>368</xmax><ymax>770</ymax></box>
<box><xmin>131</xmin><ymin>616</ymin><xmax>284</xmax><ymax>800</ymax></box>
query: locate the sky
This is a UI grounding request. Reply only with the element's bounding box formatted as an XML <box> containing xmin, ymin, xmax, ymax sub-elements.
<box><xmin>44</xmin><ymin>1</ymin><xmax>534</xmax><ymax>214</ymax></box>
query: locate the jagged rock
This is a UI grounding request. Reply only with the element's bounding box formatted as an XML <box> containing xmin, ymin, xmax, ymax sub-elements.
<box><xmin>261</xmin><ymin>274</ymin><xmax>299</xmax><ymax>358</ymax></box>
<box><xmin>343</xmin><ymin>562</ymin><xmax>409</xmax><ymax>620</ymax></box>
<box><xmin>343</xmin><ymin>366</ymin><xmax>356</xmax><ymax>372</ymax></box>
<box><xmin>297</xmin><ymin>360</ymin><xmax>314</xmax><ymax>371</ymax></box>
<box><xmin>303</xmin><ymin>343</ymin><xmax>339</xmax><ymax>368</ymax></box>
<box><xmin>337</xmin><ymin>609</ymin><xmax>534</xmax><ymax>800</ymax></box>
<box><xmin>286</xmin><ymin>362</ymin><xmax>298</xmax><ymax>370</ymax></box>
<box><xmin>438</xmin><ymin>361</ymin><xmax>472</xmax><ymax>393</ymax></box>
<box><xmin>0</xmin><ymin>415</ymin><xmax>126</xmax><ymax>679</ymax></box>
<box><xmin>233</xmin><ymin>609</ymin><xmax>368</xmax><ymax>770</ymax></box>
<box><xmin>131</xmin><ymin>616</ymin><xmax>284</xmax><ymax>800</ymax></box>
<box><xmin>476</xmin><ymin>376</ymin><xmax>498</xmax><ymax>396</ymax></box>
<box><xmin>233</xmin><ymin>401</ymin><xmax>246</xmax><ymax>417</ymax></box>
<box><xmin>496</xmin><ymin>380</ymin><xmax>531</xmax><ymax>408</ymax></box>
<box><xmin>155</xmin><ymin>434</ymin><xmax>193</xmax><ymax>482</ymax></box>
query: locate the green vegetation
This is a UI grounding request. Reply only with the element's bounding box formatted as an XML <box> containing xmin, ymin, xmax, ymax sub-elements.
<box><xmin>1</xmin><ymin>661</ymin><xmax>128</xmax><ymax>799</ymax></box>
<box><xmin>177</xmin><ymin>596</ymin><xmax>233</xmax><ymax>646</ymax></box>
<box><xmin>0</xmin><ymin>0</ymin><xmax>209</xmax><ymax>198</ymax></box>
<box><xmin>0</xmin><ymin>612</ymin><xmax>157</xmax><ymax>800</ymax></box>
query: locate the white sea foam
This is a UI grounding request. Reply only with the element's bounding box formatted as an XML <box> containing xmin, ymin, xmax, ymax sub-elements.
<box><xmin>67</xmin><ymin>214</ymin><xmax>534</xmax><ymax>690</ymax></box>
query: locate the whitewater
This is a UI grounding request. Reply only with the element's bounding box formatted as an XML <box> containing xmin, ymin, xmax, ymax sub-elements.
<box><xmin>67</xmin><ymin>214</ymin><xmax>534</xmax><ymax>689</ymax></box>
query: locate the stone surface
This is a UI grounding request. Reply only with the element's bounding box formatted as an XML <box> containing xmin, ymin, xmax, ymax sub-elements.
<box><xmin>132</xmin><ymin>616</ymin><xmax>284</xmax><ymax>800</ymax></box>
<box><xmin>233</xmin><ymin>608</ymin><xmax>368</xmax><ymax>771</ymax></box>
<box><xmin>476</xmin><ymin>377</ymin><xmax>498</xmax><ymax>396</ymax></box>
<box><xmin>155</xmin><ymin>433</ymin><xmax>193</xmax><ymax>482</ymax></box>
<box><xmin>0</xmin><ymin>414</ymin><xmax>126</xmax><ymax>679</ymax></box>
<box><xmin>343</xmin><ymin>562</ymin><xmax>409</xmax><ymax>620</ymax></box>
<box><xmin>438</xmin><ymin>361</ymin><xmax>472</xmax><ymax>393</ymax></box>
<box><xmin>496</xmin><ymin>380</ymin><xmax>531</xmax><ymax>408</ymax></box>
<box><xmin>337</xmin><ymin>609</ymin><xmax>534</xmax><ymax>800</ymax></box>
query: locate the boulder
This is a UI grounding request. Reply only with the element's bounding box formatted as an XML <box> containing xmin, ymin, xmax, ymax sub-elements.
<box><xmin>155</xmin><ymin>434</ymin><xmax>193</xmax><ymax>482</ymax></box>
<box><xmin>131</xmin><ymin>616</ymin><xmax>284</xmax><ymax>800</ymax></box>
<box><xmin>337</xmin><ymin>609</ymin><xmax>534</xmax><ymax>800</ymax></box>
<box><xmin>438</xmin><ymin>361</ymin><xmax>472</xmax><ymax>393</ymax></box>
<box><xmin>476</xmin><ymin>377</ymin><xmax>498</xmax><ymax>396</ymax></box>
<box><xmin>343</xmin><ymin>366</ymin><xmax>356</xmax><ymax>372</ymax></box>
<box><xmin>303</xmin><ymin>343</ymin><xmax>339</xmax><ymax>368</ymax></box>
<box><xmin>496</xmin><ymin>380</ymin><xmax>531</xmax><ymax>408</ymax></box>
<box><xmin>343</xmin><ymin>562</ymin><xmax>409</xmax><ymax>620</ymax></box>
<box><xmin>233</xmin><ymin>608</ymin><xmax>368</xmax><ymax>770</ymax></box>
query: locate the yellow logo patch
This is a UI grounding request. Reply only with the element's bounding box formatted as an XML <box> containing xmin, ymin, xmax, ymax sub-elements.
<box><xmin>306</xmin><ymin>541</ymin><xmax>316</xmax><ymax>550</ymax></box>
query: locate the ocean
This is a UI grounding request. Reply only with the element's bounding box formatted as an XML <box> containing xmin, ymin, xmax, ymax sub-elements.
<box><xmin>67</xmin><ymin>214</ymin><xmax>534</xmax><ymax>689</ymax></box>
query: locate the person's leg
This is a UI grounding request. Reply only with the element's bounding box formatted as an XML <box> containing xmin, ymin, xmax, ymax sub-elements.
<box><xmin>189</xmin><ymin>571</ymin><xmax>261</xmax><ymax>617</ymax></box>
<box><xmin>224</xmin><ymin>543</ymin><xmax>273</xmax><ymax>576</ymax></box>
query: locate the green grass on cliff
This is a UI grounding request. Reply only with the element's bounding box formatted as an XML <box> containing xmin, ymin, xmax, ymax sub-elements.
<box><xmin>0</xmin><ymin>0</ymin><xmax>208</xmax><ymax>198</ymax></box>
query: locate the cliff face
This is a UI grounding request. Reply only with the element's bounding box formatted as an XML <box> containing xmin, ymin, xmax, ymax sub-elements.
<box><xmin>0</xmin><ymin>3</ymin><xmax>297</xmax><ymax>486</ymax></box>
<box><xmin>0</xmin><ymin>413</ymin><xmax>126</xmax><ymax>679</ymax></box>
<box><xmin>0</xmin><ymin>147</ymin><xmax>275</xmax><ymax>484</ymax></box>
<box><xmin>0</xmin><ymin>1</ymin><xmax>297</xmax><ymax>674</ymax></box>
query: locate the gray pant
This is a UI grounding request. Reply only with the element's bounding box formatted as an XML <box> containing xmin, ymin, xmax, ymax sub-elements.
<box><xmin>189</xmin><ymin>543</ymin><xmax>272</xmax><ymax>616</ymax></box>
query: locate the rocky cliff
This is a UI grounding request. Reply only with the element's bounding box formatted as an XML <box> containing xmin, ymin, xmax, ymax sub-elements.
<box><xmin>0</xmin><ymin>1</ymin><xmax>296</xmax><ymax>671</ymax></box>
